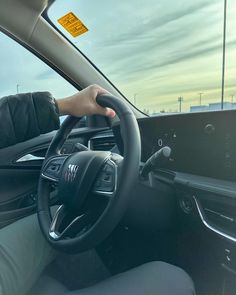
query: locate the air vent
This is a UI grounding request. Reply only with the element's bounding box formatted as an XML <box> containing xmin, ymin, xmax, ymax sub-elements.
<box><xmin>89</xmin><ymin>136</ymin><xmax>116</xmax><ymax>151</ymax></box>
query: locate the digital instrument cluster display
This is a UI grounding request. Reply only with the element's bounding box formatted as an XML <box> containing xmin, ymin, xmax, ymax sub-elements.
<box><xmin>138</xmin><ymin>110</ymin><xmax>236</xmax><ymax>181</ymax></box>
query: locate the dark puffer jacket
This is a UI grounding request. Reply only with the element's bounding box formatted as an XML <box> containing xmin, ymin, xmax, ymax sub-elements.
<box><xmin>0</xmin><ymin>92</ymin><xmax>60</xmax><ymax>149</ymax></box>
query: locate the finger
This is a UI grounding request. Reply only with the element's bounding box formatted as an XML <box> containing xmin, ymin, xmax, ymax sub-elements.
<box><xmin>92</xmin><ymin>85</ymin><xmax>112</xmax><ymax>99</ymax></box>
<box><xmin>92</xmin><ymin>86</ymin><xmax>116</xmax><ymax>117</ymax></box>
<box><xmin>96</xmin><ymin>87</ymin><xmax>111</xmax><ymax>96</ymax></box>
<box><xmin>105</xmin><ymin>108</ymin><xmax>116</xmax><ymax>118</ymax></box>
<box><xmin>95</xmin><ymin>105</ymin><xmax>116</xmax><ymax>118</ymax></box>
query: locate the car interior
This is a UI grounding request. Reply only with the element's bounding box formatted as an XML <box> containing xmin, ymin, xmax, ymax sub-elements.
<box><xmin>0</xmin><ymin>0</ymin><xmax>236</xmax><ymax>294</ymax></box>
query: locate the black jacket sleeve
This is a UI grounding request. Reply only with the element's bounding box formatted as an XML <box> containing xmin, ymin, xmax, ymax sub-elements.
<box><xmin>0</xmin><ymin>92</ymin><xmax>60</xmax><ymax>149</ymax></box>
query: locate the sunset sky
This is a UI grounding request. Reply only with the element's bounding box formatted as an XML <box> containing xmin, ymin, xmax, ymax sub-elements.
<box><xmin>49</xmin><ymin>0</ymin><xmax>236</xmax><ymax>113</ymax></box>
<box><xmin>0</xmin><ymin>0</ymin><xmax>235</xmax><ymax>114</ymax></box>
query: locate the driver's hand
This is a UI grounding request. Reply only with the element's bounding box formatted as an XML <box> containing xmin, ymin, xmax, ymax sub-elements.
<box><xmin>56</xmin><ymin>85</ymin><xmax>116</xmax><ymax>118</ymax></box>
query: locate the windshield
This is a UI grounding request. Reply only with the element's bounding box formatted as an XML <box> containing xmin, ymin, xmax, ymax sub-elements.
<box><xmin>48</xmin><ymin>0</ymin><xmax>236</xmax><ymax>115</ymax></box>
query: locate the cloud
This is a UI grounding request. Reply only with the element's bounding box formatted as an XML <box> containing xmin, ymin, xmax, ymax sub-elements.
<box><xmin>48</xmin><ymin>0</ymin><xmax>236</xmax><ymax>113</ymax></box>
<box><xmin>133</xmin><ymin>40</ymin><xmax>231</xmax><ymax>74</ymax></box>
<box><xmin>86</xmin><ymin>1</ymin><xmax>224</xmax><ymax>85</ymax></box>
<box><xmin>36</xmin><ymin>69</ymin><xmax>56</xmax><ymax>80</ymax></box>
<box><xmin>99</xmin><ymin>1</ymin><xmax>215</xmax><ymax>47</ymax></box>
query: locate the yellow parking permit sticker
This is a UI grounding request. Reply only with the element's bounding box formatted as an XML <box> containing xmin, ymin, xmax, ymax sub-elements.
<box><xmin>58</xmin><ymin>12</ymin><xmax>88</xmax><ymax>38</ymax></box>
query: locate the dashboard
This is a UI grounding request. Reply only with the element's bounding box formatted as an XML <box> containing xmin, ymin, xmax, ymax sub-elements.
<box><xmin>112</xmin><ymin>109</ymin><xmax>236</xmax><ymax>270</ymax></box>
<box><xmin>114</xmin><ymin>109</ymin><xmax>236</xmax><ymax>182</ymax></box>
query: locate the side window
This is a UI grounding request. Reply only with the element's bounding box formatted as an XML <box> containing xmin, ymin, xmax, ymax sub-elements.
<box><xmin>0</xmin><ymin>32</ymin><xmax>77</xmax><ymax>124</ymax></box>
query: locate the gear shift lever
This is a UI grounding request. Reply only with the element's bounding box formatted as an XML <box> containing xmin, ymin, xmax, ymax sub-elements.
<box><xmin>141</xmin><ymin>146</ymin><xmax>172</xmax><ymax>178</ymax></box>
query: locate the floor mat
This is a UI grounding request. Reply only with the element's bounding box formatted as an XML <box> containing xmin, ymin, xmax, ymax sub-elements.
<box><xmin>46</xmin><ymin>249</ymin><xmax>111</xmax><ymax>290</ymax></box>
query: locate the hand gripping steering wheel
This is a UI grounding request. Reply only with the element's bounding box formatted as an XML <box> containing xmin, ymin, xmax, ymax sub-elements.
<box><xmin>37</xmin><ymin>95</ymin><xmax>141</xmax><ymax>253</ymax></box>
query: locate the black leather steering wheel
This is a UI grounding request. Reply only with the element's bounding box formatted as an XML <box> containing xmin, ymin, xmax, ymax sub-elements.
<box><xmin>37</xmin><ymin>95</ymin><xmax>141</xmax><ymax>253</ymax></box>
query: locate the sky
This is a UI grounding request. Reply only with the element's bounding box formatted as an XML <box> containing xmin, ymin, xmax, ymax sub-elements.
<box><xmin>0</xmin><ymin>32</ymin><xmax>77</xmax><ymax>98</ymax></box>
<box><xmin>0</xmin><ymin>0</ymin><xmax>235</xmax><ymax>114</ymax></box>
<box><xmin>49</xmin><ymin>0</ymin><xmax>236</xmax><ymax>113</ymax></box>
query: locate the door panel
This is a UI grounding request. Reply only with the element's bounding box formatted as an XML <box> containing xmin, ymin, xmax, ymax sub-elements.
<box><xmin>0</xmin><ymin>127</ymin><xmax>109</xmax><ymax>228</ymax></box>
<box><xmin>0</xmin><ymin>169</ymin><xmax>40</xmax><ymax>206</ymax></box>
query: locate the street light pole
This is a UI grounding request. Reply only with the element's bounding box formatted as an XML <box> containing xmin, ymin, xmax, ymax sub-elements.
<box><xmin>198</xmin><ymin>92</ymin><xmax>204</xmax><ymax>105</ymax></box>
<box><xmin>16</xmin><ymin>84</ymin><xmax>20</xmax><ymax>94</ymax></box>
<box><xmin>221</xmin><ymin>0</ymin><xmax>227</xmax><ymax>110</ymax></box>
<box><xmin>230</xmin><ymin>94</ymin><xmax>234</xmax><ymax>103</ymax></box>
<box><xmin>178</xmin><ymin>96</ymin><xmax>183</xmax><ymax>112</ymax></box>
<box><xmin>133</xmin><ymin>93</ymin><xmax>138</xmax><ymax>106</ymax></box>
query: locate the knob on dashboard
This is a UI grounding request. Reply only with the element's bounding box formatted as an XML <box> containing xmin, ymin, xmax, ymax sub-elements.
<box><xmin>204</xmin><ymin>124</ymin><xmax>215</xmax><ymax>135</ymax></box>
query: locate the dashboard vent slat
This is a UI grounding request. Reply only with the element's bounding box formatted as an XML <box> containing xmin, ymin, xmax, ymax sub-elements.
<box><xmin>90</xmin><ymin>136</ymin><xmax>116</xmax><ymax>151</ymax></box>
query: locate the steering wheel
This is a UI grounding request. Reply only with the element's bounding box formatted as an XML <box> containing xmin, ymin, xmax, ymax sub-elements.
<box><xmin>37</xmin><ymin>95</ymin><xmax>141</xmax><ymax>253</ymax></box>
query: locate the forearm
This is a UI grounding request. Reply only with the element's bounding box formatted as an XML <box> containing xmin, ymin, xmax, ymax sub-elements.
<box><xmin>0</xmin><ymin>85</ymin><xmax>114</xmax><ymax>149</ymax></box>
<box><xmin>0</xmin><ymin>92</ymin><xmax>60</xmax><ymax>148</ymax></box>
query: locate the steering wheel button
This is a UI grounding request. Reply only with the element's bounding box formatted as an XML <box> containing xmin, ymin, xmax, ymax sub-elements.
<box><xmin>103</xmin><ymin>175</ymin><xmax>111</xmax><ymax>182</ymax></box>
<box><xmin>50</xmin><ymin>165</ymin><xmax>57</xmax><ymax>171</ymax></box>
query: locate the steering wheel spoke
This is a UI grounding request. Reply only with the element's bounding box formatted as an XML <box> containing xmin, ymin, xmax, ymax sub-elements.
<box><xmin>49</xmin><ymin>205</ymin><xmax>85</xmax><ymax>240</ymax></box>
<box><xmin>41</xmin><ymin>155</ymin><xmax>68</xmax><ymax>182</ymax></box>
<box><xmin>49</xmin><ymin>204</ymin><xmax>106</xmax><ymax>241</ymax></box>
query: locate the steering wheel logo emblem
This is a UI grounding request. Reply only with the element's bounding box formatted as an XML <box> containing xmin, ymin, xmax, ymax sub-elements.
<box><xmin>64</xmin><ymin>164</ymin><xmax>79</xmax><ymax>182</ymax></box>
